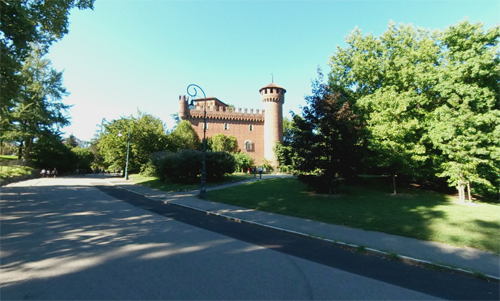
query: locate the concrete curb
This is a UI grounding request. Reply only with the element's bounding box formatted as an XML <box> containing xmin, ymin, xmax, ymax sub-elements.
<box><xmin>107</xmin><ymin>180</ymin><xmax>500</xmax><ymax>283</ymax></box>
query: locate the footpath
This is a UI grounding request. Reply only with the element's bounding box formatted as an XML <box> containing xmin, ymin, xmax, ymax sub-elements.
<box><xmin>105</xmin><ymin>175</ymin><xmax>499</xmax><ymax>281</ymax></box>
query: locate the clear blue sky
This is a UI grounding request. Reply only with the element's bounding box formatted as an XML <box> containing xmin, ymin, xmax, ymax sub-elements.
<box><xmin>47</xmin><ymin>0</ymin><xmax>500</xmax><ymax>142</ymax></box>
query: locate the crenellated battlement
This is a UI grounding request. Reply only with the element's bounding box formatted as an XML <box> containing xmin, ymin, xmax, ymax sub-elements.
<box><xmin>179</xmin><ymin>96</ymin><xmax>265</xmax><ymax>121</ymax></box>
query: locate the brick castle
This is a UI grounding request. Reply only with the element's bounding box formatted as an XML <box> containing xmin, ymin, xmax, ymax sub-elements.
<box><xmin>178</xmin><ymin>83</ymin><xmax>286</xmax><ymax>166</ymax></box>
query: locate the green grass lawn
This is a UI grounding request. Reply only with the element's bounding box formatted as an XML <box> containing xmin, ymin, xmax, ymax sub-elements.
<box><xmin>206</xmin><ymin>177</ymin><xmax>500</xmax><ymax>254</ymax></box>
<box><xmin>0</xmin><ymin>155</ymin><xmax>33</xmax><ymax>179</ymax></box>
<box><xmin>131</xmin><ymin>173</ymin><xmax>255</xmax><ymax>192</ymax></box>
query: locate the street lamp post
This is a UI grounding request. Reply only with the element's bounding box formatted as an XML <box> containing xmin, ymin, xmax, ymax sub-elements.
<box><xmin>187</xmin><ymin>84</ymin><xmax>207</xmax><ymax>199</ymax></box>
<box><xmin>118</xmin><ymin>128</ymin><xmax>131</xmax><ymax>180</ymax></box>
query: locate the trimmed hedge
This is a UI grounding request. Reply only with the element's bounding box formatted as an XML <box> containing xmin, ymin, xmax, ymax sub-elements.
<box><xmin>150</xmin><ymin>149</ymin><xmax>236</xmax><ymax>183</ymax></box>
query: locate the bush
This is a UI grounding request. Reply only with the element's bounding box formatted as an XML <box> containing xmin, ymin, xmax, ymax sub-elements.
<box><xmin>139</xmin><ymin>160</ymin><xmax>157</xmax><ymax>177</ymax></box>
<box><xmin>150</xmin><ymin>149</ymin><xmax>236</xmax><ymax>183</ymax></box>
<box><xmin>298</xmin><ymin>174</ymin><xmax>342</xmax><ymax>194</ymax></box>
<box><xmin>232</xmin><ymin>152</ymin><xmax>255</xmax><ymax>172</ymax></box>
<box><xmin>205</xmin><ymin>151</ymin><xmax>236</xmax><ymax>181</ymax></box>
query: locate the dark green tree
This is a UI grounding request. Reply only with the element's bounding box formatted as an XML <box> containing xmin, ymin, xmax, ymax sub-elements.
<box><xmin>64</xmin><ymin>134</ymin><xmax>79</xmax><ymax>148</ymax></box>
<box><xmin>292</xmin><ymin>70</ymin><xmax>364</xmax><ymax>193</ymax></box>
<box><xmin>4</xmin><ymin>44</ymin><xmax>71</xmax><ymax>163</ymax></box>
<box><xmin>31</xmin><ymin>133</ymin><xmax>77</xmax><ymax>173</ymax></box>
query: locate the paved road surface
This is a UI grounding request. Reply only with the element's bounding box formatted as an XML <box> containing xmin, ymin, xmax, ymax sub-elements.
<box><xmin>1</xmin><ymin>176</ymin><xmax>498</xmax><ymax>300</ymax></box>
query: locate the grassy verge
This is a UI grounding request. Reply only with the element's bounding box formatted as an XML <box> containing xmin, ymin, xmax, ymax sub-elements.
<box><xmin>206</xmin><ymin>177</ymin><xmax>500</xmax><ymax>254</ymax></box>
<box><xmin>0</xmin><ymin>155</ymin><xmax>33</xmax><ymax>179</ymax></box>
<box><xmin>131</xmin><ymin>173</ymin><xmax>255</xmax><ymax>192</ymax></box>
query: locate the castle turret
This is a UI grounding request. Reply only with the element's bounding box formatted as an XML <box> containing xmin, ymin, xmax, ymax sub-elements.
<box><xmin>260</xmin><ymin>83</ymin><xmax>286</xmax><ymax>167</ymax></box>
<box><xmin>179</xmin><ymin>95</ymin><xmax>188</xmax><ymax>120</ymax></box>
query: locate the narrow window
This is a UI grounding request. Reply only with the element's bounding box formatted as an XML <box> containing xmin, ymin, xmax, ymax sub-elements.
<box><xmin>249</xmin><ymin>124</ymin><xmax>253</xmax><ymax>131</ymax></box>
<box><xmin>244</xmin><ymin>140</ymin><xmax>253</xmax><ymax>151</ymax></box>
<box><xmin>224</xmin><ymin>123</ymin><xmax>229</xmax><ymax>131</ymax></box>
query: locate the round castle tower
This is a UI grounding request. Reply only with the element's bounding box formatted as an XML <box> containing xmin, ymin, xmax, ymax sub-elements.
<box><xmin>178</xmin><ymin>95</ymin><xmax>189</xmax><ymax>120</ymax></box>
<box><xmin>260</xmin><ymin>83</ymin><xmax>286</xmax><ymax>166</ymax></box>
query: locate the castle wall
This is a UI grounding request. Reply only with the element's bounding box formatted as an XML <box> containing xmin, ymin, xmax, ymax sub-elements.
<box><xmin>188</xmin><ymin>118</ymin><xmax>265</xmax><ymax>165</ymax></box>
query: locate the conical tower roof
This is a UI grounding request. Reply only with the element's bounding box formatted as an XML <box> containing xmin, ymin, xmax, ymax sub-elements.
<box><xmin>259</xmin><ymin>83</ymin><xmax>286</xmax><ymax>93</ymax></box>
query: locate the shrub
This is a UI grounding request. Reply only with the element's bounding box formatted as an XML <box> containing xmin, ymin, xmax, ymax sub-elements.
<box><xmin>205</xmin><ymin>151</ymin><xmax>236</xmax><ymax>181</ymax></box>
<box><xmin>150</xmin><ymin>149</ymin><xmax>236</xmax><ymax>183</ymax></box>
<box><xmin>298</xmin><ymin>174</ymin><xmax>342</xmax><ymax>194</ymax></box>
<box><xmin>232</xmin><ymin>152</ymin><xmax>255</xmax><ymax>172</ymax></box>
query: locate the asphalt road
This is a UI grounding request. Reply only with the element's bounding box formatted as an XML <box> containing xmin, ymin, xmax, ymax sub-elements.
<box><xmin>1</xmin><ymin>177</ymin><xmax>498</xmax><ymax>300</ymax></box>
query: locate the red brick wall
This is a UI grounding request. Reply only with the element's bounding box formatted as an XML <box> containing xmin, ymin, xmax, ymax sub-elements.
<box><xmin>189</xmin><ymin>118</ymin><xmax>265</xmax><ymax>165</ymax></box>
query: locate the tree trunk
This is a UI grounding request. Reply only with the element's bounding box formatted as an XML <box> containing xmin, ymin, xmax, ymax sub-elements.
<box><xmin>17</xmin><ymin>140</ymin><xmax>24</xmax><ymax>160</ymax></box>
<box><xmin>24</xmin><ymin>137</ymin><xmax>33</xmax><ymax>164</ymax></box>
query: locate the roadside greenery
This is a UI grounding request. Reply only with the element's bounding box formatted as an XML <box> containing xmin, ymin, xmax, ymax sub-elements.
<box><xmin>206</xmin><ymin>177</ymin><xmax>500</xmax><ymax>254</ymax></box>
<box><xmin>132</xmin><ymin>173</ymin><xmax>254</xmax><ymax>192</ymax></box>
<box><xmin>0</xmin><ymin>155</ymin><xmax>33</xmax><ymax>180</ymax></box>
<box><xmin>150</xmin><ymin>149</ymin><xmax>236</xmax><ymax>183</ymax></box>
<box><xmin>284</xmin><ymin>20</ymin><xmax>499</xmax><ymax>198</ymax></box>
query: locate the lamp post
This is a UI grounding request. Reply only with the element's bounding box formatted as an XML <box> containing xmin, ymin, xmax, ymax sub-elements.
<box><xmin>187</xmin><ymin>84</ymin><xmax>207</xmax><ymax>199</ymax></box>
<box><xmin>118</xmin><ymin>128</ymin><xmax>130</xmax><ymax>180</ymax></box>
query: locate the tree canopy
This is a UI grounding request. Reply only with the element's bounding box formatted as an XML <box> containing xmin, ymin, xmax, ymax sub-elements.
<box><xmin>1</xmin><ymin>0</ymin><xmax>94</xmax><ymax>128</ymax></box>
<box><xmin>3</xmin><ymin>44</ymin><xmax>71</xmax><ymax>162</ymax></box>
<box><xmin>325</xmin><ymin>19</ymin><xmax>499</xmax><ymax>196</ymax></box>
<box><xmin>291</xmin><ymin>69</ymin><xmax>364</xmax><ymax>193</ymax></box>
<box><xmin>97</xmin><ymin>112</ymin><xmax>170</xmax><ymax>173</ymax></box>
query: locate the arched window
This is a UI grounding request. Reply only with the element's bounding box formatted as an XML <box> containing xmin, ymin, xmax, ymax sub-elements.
<box><xmin>244</xmin><ymin>140</ymin><xmax>253</xmax><ymax>151</ymax></box>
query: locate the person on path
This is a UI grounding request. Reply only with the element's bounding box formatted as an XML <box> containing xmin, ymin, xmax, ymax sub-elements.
<box><xmin>46</xmin><ymin>169</ymin><xmax>50</xmax><ymax>177</ymax></box>
<box><xmin>253</xmin><ymin>166</ymin><xmax>257</xmax><ymax>178</ymax></box>
<box><xmin>258</xmin><ymin>166</ymin><xmax>263</xmax><ymax>179</ymax></box>
<box><xmin>51</xmin><ymin>168</ymin><xmax>58</xmax><ymax>178</ymax></box>
<box><xmin>40</xmin><ymin>169</ymin><xmax>46</xmax><ymax>178</ymax></box>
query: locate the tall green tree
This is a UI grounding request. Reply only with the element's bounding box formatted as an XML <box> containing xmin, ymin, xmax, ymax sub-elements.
<box><xmin>1</xmin><ymin>0</ymin><xmax>94</xmax><ymax>132</ymax></box>
<box><xmin>64</xmin><ymin>134</ymin><xmax>80</xmax><ymax>148</ymax></box>
<box><xmin>97</xmin><ymin>112</ymin><xmax>170</xmax><ymax>173</ymax></box>
<box><xmin>428</xmin><ymin>21</ymin><xmax>500</xmax><ymax>196</ymax></box>
<box><xmin>327</xmin><ymin>20</ymin><xmax>499</xmax><ymax>197</ymax></box>
<box><xmin>292</xmin><ymin>70</ymin><xmax>364</xmax><ymax>193</ymax></box>
<box><xmin>5</xmin><ymin>44</ymin><xmax>71</xmax><ymax>163</ymax></box>
<box><xmin>329</xmin><ymin>21</ymin><xmax>441</xmax><ymax>179</ymax></box>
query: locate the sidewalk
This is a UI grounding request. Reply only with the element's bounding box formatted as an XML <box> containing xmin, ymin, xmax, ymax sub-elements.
<box><xmin>106</xmin><ymin>176</ymin><xmax>500</xmax><ymax>281</ymax></box>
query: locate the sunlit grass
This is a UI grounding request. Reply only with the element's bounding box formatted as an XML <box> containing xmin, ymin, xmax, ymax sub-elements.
<box><xmin>0</xmin><ymin>155</ymin><xmax>32</xmax><ymax>180</ymax></box>
<box><xmin>207</xmin><ymin>177</ymin><xmax>500</xmax><ymax>254</ymax></box>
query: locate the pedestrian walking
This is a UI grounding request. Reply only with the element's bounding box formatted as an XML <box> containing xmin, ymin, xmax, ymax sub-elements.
<box><xmin>253</xmin><ymin>166</ymin><xmax>257</xmax><ymax>178</ymax></box>
<box><xmin>51</xmin><ymin>168</ymin><xmax>58</xmax><ymax>178</ymax></box>
<box><xmin>40</xmin><ymin>169</ymin><xmax>46</xmax><ymax>178</ymax></box>
<box><xmin>46</xmin><ymin>169</ymin><xmax>50</xmax><ymax>177</ymax></box>
<box><xmin>258</xmin><ymin>166</ymin><xmax>263</xmax><ymax>179</ymax></box>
